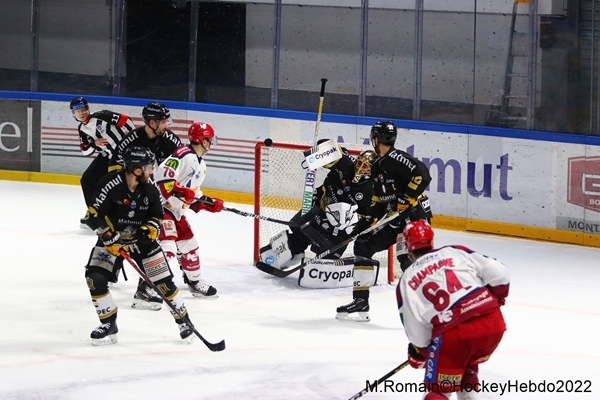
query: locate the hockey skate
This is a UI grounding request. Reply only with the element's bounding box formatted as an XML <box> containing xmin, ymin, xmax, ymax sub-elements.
<box><xmin>80</xmin><ymin>211</ymin><xmax>91</xmax><ymax>229</ymax></box>
<box><xmin>183</xmin><ymin>273</ymin><xmax>218</xmax><ymax>299</ymax></box>
<box><xmin>336</xmin><ymin>298</ymin><xmax>370</xmax><ymax>322</ymax></box>
<box><xmin>179</xmin><ymin>322</ymin><xmax>195</xmax><ymax>344</ymax></box>
<box><xmin>90</xmin><ymin>321</ymin><xmax>118</xmax><ymax>346</ymax></box>
<box><xmin>188</xmin><ymin>279</ymin><xmax>218</xmax><ymax>299</ymax></box>
<box><xmin>131</xmin><ymin>282</ymin><xmax>163</xmax><ymax>310</ymax></box>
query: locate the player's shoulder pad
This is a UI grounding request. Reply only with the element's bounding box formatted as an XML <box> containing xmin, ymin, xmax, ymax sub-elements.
<box><xmin>172</xmin><ymin>145</ymin><xmax>195</xmax><ymax>158</ymax></box>
<box><xmin>445</xmin><ymin>244</ymin><xmax>474</xmax><ymax>253</ymax></box>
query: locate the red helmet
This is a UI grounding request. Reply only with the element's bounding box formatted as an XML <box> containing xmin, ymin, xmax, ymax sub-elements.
<box><xmin>403</xmin><ymin>220</ymin><xmax>434</xmax><ymax>252</ymax></box>
<box><xmin>188</xmin><ymin>122</ymin><xmax>215</xmax><ymax>144</ymax></box>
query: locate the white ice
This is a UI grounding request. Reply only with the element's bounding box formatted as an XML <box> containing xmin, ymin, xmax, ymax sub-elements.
<box><xmin>0</xmin><ymin>180</ymin><xmax>599</xmax><ymax>400</ymax></box>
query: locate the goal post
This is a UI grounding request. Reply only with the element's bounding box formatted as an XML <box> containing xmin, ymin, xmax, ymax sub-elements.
<box><xmin>253</xmin><ymin>140</ymin><xmax>400</xmax><ymax>284</ymax></box>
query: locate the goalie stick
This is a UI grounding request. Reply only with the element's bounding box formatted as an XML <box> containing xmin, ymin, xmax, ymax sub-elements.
<box><xmin>119</xmin><ymin>249</ymin><xmax>226</xmax><ymax>352</ymax></box>
<box><xmin>255</xmin><ymin>211</ymin><xmax>401</xmax><ymax>278</ymax></box>
<box><xmin>301</xmin><ymin>78</ymin><xmax>327</xmax><ymax>216</ymax></box>
<box><xmin>346</xmin><ymin>360</ymin><xmax>410</xmax><ymax>400</ymax></box>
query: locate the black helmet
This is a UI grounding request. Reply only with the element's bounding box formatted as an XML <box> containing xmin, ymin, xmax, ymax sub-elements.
<box><xmin>370</xmin><ymin>121</ymin><xmax>397</xmax><ymax>146</ymax></box>
<box><xmin>70</xmin><ymin>97</ymin><xmax>89</xmax><ymax>111</ymax></box>
<box><xmin>142</xmin><ymin>102</ymin><xmax>170</xmax><ymax>125</ymax></box>
<box><xmin>123</xmin><ymin>146</ymin><xmax>155</xmax><ymax>172</ymax></box>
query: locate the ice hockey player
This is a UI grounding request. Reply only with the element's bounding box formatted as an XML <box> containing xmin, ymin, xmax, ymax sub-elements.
<box><xmin>336</xmin><ymin>121</ymin><xmax>432</xmax><ymax>322</ymax></box>
<box><xmin>70</xmin><ymin>97</ymin><xmax>135</xmax><ymax>228</ymax></box>
<box><xmin>108</xmin><ymin>101</ymin><xmax>183</xmax><ymax>307</ymax></box>
<box><xmin>155</xmin><ymin>122</ymin><xmax>224</xmax><ymax>298</ymax></box>
<box><xmin>259</xmin><ymin>149</ymin><xmax>378</xmax><ymax>287</ymax></box>
<box><xmin>398</xmin><ymin>220</ymin><xmax>509</xmax><ymax>400</ymax></box>
<box><xmin>83</xmin><ymin>146</ymin><xmax>195</xmax><ymax>345</ymax></box>
<box><xmin>109</xmin><ymin>102</ymin><xmax>182</xmax><ymax>172</ymax></box>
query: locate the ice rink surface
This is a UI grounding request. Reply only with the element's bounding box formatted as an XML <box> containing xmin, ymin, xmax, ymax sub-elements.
<box><xmin>1</xmin><ymin>180</ymin><xmax>599</xmax><ymax>400</ymax></box>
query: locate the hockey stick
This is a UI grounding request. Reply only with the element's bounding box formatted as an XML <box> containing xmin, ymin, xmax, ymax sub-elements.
<box><xmin>300</xmin><ymin>78</ymin><xmax>327</xmax><ymax>216</ymax></box>
<box><xmin>119</xmin><ymin>249</ymin><xmax>226</xmax><ymax>352</ymax></box>
<box><xmin>195</xmin><ymin>197</ymin><xmax>298</xmax><ymax>227</ymax></box>
<box><xmin>255</xmin><ymin>211</ymin><xmax>401</xmax><ymax>278</ymax></box>
<box><xmin>224</xmin><ymin>207</ymin><xmax>299</xmax><ymax>227</ymax></box>
<box><xmin>347</xmin><ymin>360</ymin><xmax>410</xmax><ymax>400</ymax></box>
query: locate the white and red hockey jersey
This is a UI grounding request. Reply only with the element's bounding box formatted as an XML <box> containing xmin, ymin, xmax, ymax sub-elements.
<box><xmin>397</xmin><ymin>245</ymin><xmax>510</xmax><ymax>348</ymax></box>
<box><xmin>155</xmin><ymin>145</ymin><xmax>207</xmax><ymax>220</ymax></box>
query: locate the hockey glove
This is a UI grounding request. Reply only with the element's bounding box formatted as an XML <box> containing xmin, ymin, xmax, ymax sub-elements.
<box><xmin>100</xmin><ymin>231</ymin><xmax>128</xmax><ymax>257</ymax></box>
<box><xmin>136</xmin><ymin>218</ymin><xmax>160</xmax><ymax>245</ymax></box>
<box><xmin>190</xmin><ymin>196</ymin><xmax>224</xmax><ymax>213</ymax></box>
<box><xmin>172</xmin><ymin>182</ymin><xmax>197</xmax><ymax>204</ymax></box>
<box><xmin>407</xmin><ymin>343</ymin><xmax>427</xmax><ymax>369</ymax></box>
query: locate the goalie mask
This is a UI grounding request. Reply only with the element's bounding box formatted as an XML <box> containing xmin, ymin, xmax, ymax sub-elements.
<box><xmin>352</xmin><ymin>150</ymin><xmax>377</xmax><ymax>183</ymax></box>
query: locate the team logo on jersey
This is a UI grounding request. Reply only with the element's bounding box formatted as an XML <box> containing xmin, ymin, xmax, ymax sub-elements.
<box><xmin>355</xmin><ymin>192</ymin><xmax>363</xmax><ymax>201</ymax></box>
<box><xmin>130</xmin><ymin>200</ymin><xmax>137</xmax><ymax>209</ymax></box>
<box><xmin>165</xmin><ymin>159</ymin><xmax>179</xmax><ymax>170</ymax></box>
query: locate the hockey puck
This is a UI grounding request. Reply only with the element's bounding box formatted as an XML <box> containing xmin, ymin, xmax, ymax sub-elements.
<box><xmin>264</xmin><ymin>138</ymin><xmax>273</xmax><ymax>147</ymax></box>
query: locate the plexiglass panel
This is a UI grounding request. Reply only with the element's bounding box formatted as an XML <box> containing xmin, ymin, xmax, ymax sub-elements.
<box><xmin>278</xmin><ymin>4</ymin><xmax>362</xmax><ymax>115</ymax></box>
<box><xmin>0</xmin><ymin>0</ymin><xmax>32</xmax><ymax>91</ymax></box>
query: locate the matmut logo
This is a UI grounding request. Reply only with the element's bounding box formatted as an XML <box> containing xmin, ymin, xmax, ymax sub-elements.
<box><xmin>568</xmin><ymin>156</ymin><xmax>600</xmax><ymax>212</ymax></box>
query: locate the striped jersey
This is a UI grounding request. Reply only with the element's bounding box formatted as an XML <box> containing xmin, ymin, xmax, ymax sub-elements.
<box><xmin>77</xmin><ymin>110</ymin><xmax>136</xmax><ymax>159</ymax></box>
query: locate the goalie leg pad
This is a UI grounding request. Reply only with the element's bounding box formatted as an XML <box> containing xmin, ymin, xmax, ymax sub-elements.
<box><xmin>298</xmin><ymin>257</ymin><xmax>355</xmax><ymax>288</ymax></box>
<box><xmin>259</xmin><ymin>230</ymin><xmax>293</xmax><ymax>269</ymax></box>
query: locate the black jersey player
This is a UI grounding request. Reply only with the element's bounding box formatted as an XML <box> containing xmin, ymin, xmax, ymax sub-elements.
<box><xmin>84</xmin><ymin>146</ymin><xmax>195</xmax><ymax>345</ymax></box>
<box><xmin>109</xmin><ymin>102</ymin><xmax>182</xmax><ymax>172</ymax></box>
<box><xmin>336</xmin><ymin>121</ymin><xmax>433</xmax><ymax>322</ymax></box>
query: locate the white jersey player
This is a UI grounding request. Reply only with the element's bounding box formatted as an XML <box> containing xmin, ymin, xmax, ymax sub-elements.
<box><xmin>155</xmin><ymin>122</ymin><xmax>224</xmax><ymax>298</ymax></box>
<box><xmin>398</xmin><ymin>220</ymin><xmax>509</xmax><ymax>400</ymax></box>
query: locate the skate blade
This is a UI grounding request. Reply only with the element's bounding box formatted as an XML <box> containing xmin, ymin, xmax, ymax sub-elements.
<box><xmin>183</xmin><ymin>334</ymin><xmax>196</xmax><ymax>344</ymax></box>
<box><xmin>335</xmin><ymin>311</ymin><xmax>370</xmax><ymax>322</ymax></box>
<box><xmin>190</xmin><ymin>292</ymin><xmax>219</xmax><ymax>299</ymax></box>
<box><xmin>131</xmin><ymin>301</ymin><xmax>162</xmax><ymax>311</ymax></box>
<box><xmin>91</xmin><ymin>334</ymin><xmax>118</xmax><ymax>346</ymax></box>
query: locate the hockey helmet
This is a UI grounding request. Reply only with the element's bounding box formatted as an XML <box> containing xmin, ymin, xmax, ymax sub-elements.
<box><xmin>403</xmin><ymin>220</ymin><xmax>434</xmax><ymax>253</ymax></box>
<box><xmin>188</xmin><ymin>122</ymin><xmax>215</xmax><ymax>145</ymax></box>
<box><xmin>142</xmin><ymin>102</ymin><xmax>170</xmax><ymax>125</ymax></box>
<box><xmin>70</xmin><ymin>97</ymin><xmax>89</xmax><ymax>111</ymax></box>
<box><xmin>352</xmin><ymin>150</ymin><xmax>377</xmax><ymax>183</ymax></box>
<box><xmin>123</xmin><ymin>146</ymin><xmax>156</xmax><ymax>172</ymax></box>
<box><xmin>370</xmin><ymin>121</ymin><xmax>397</xmax><ymax>146</ymax></box>
<box><xmin>69</xmin><ymin>97</ymin><xmax>89</xmax><ymax>121</ymax></box>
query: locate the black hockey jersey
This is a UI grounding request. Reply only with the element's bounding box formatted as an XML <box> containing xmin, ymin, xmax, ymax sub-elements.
<box><xmin>109</xmin><ymin>126</ymin><xmax>182</xmax><ymax>172</ymax></box>
<box><xmin>368</xmin><ymin>147</ymin><xmax>432</xmax><ymax>219</ymax></box>
<box><xmin>87</xmin><ymin>171</ymin><xmax>163</xmax><ymax>240</ymax></box>
<box><xmin>78</xmin><ymin>110</ymin><xmax>135</xmax><ymax>158</ymax></box>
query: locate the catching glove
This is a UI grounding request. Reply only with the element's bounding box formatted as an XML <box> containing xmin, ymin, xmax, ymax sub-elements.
<box><xmin>136</xmin><ymin>218</ymin><xmax>160</xmax><ymax>245</ymax></box>
<box><xmin>172</xmin><ymin>182</ymin><xmax>196</xmax><ymax>204</ymax></box>
<box><xmin>190</xmin><ymin>196</ymin><xmax>224</xmax><ymax>213</ymax></box>
<box><xmin>99</xmin><ymin>231</ymin><xmax>128</xmax><ymax>257</ymax></box>
<box><xmin>407</xmin><ymin>343</ymin><xmax>427</xmax><ymax>369</ymax></box>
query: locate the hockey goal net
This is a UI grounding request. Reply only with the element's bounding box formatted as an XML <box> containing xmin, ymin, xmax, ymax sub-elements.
<box><xmin>253</xmin><ymin>141</ymin><xmax>400</xmax><ymax>284</ymax></box>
